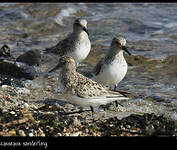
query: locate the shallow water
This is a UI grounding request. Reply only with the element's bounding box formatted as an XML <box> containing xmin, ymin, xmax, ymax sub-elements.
<box><xmin>0</xmin><ymin>3</ymin><xmax>177</xmax><ymax>120</ymax></box>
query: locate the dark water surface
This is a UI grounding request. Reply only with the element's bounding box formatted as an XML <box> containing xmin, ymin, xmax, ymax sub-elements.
<box><xmin>0</xmin><ymin>3</ymin><xmax>177</xmax><ymax>120</ymax></box>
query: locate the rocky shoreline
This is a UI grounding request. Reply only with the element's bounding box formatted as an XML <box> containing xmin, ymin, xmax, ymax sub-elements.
<box><xmin>0</xmin><ymin>82</ymin><xmax>176</xmax><ymax>137</ymax></box>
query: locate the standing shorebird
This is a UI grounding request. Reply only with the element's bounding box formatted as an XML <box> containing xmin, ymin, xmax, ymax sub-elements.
<box><xmin>44</xmin><ymin>18</ymin><xmax>91</xmax><ymax>64</ymax></box>
<box><xmin>49</xmin><ymin>56</ymin><xmax>129</xmax><ymax>120</ymax></box>
<box><xmin>92</xmin><ymin>36</ymin><xmax>131</xmax><ymax>90</ymax></box>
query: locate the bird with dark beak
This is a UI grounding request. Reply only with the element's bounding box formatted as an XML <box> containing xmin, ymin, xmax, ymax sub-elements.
<box><xmin>92</xmin><ymin>36</ymin><xmax>131</xmax><ymax>90</ymax></box>
<box><xmin>44</xmin><ymin>18</ymin><xmax>91</xmax><ymax>64</ymax></box>
<box><xmin>122</xmin><ymin>45</ymin><xmax>131</xmax><ymax>56</ymax></box>
<box><xmin>74</xmin><ymin>18</ymin><xmax>89</xmax><ymax>36</ymax></box>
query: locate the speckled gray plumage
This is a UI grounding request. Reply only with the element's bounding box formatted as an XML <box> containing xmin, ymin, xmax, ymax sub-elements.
<box><xmin>52</xmin><ymin>56</ymin><xmax>128</xmax><ymax>107</ymax></box>
<box><xmin>45</xmin><ymin>18</ymin><xmax>91</xmax><ymax>63</ymax></box>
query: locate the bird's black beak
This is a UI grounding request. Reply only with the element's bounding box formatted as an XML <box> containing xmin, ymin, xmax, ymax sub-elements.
<box><xmin>122</xmin><ymin>46</ymin><xmax>131</xmax><ymax>56</ymax></box>
<box><xmin>48</xmin><ymin>63</ymin><xmax>61</xmax><ymax>73</ymax></box>
<box><xmin>83</xmin><ymin>27</ymin><xmax>89</xmax><ymax>36</ymax></box>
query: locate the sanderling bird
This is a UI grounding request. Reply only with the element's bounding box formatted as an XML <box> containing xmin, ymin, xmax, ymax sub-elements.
<box><xmin>44</xmin><ymin>18</ymin><xmax>91</xmax><ymax>65</ymax></box>
<box><xmin>92</xmin><ymin>36</ymin><xmax>131</xmax><ymax>90</ymax></box>
<box><xmin>49</xmin><ymin>56</ymin><xmax>129</xmax><ymax>120</ymax></box>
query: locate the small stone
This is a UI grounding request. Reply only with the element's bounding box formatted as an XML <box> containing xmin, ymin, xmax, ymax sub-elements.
<box><xmin>9</xmin><ymin>130</ymin><xmax>16</xmax><ymax>136</ymax></box>
<box><xmin>65</xmin><ymin>104</ymin><xmax>74</xmax><ymax>109</ymax></box>
<box><xmin>126</xmin><ymin>125</ymin><xmax>131</xmax><ymax>129</ymax></box>
<box><xmin>10</xmin><ymin>111</ymin><xmax>15</xmax><ymax>115</ymax></box>
<box><xmin>29</xmin><ymin>132</ymin><xmax>33</xmax><ymax>137</ymax></box>
<box><xmin>1</xmin><ymin>108</ymin><xmax>7</xmax><ymax>113</ymax></box>
<box><xmin>18</xmin><ymin>130</ymin><xmax>26</xmax><ymax>136</ymax></box>
<box><xmin>85</xmin><ymin>128</ymin><xmax>89</xmax><ymax>133</ymax></box>
<box><xmin>45</xmin><ymin>85</ymin><xmax>52</xmax><ymax>91</ymax></box>
<box><xmin>30</xmin><ymin>104</ymin><xmax>38</xmax><ymax>109</ymax></box>
<box><xmin>70</xmin><ymin>131</ymin><xmax>81</xmax><ymax>136</ymax></box>
<box><xmin>2</xmin><ymin>85</ymin><xmax>9</xmax><ymax>88</ymax></box>
<box><xmin>56</xmin><ymin>133</ymin><xmax>62</xmax><ymax>136</ymax></box>
<box><xmin>38</xmin><ymin>128</ymin><xmax>45</xmax><ymax>137</ymax></box>
<box><xmin>24</xmin><ymin>103</ymin><xmax>29</xmax><ymax>110</ymax></box>
<box><xmin>73</xmin><ymin>117</ymin><xmax>81</xmax><ymax>127</ymax></box>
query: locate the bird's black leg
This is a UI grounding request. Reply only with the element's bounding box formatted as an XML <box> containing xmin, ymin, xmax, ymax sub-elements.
<box><xmin>14</xmin><ymin>59</ymin><xmax>17</xmax><ymax>65</ymax></box>
<box><xmin>115</xmin><ymin>100</ymin><xmax>124</xmax><ymax>107</ymax></box>
<box><xmin>90</xmin><ymin>106</ymin><xmax>95</xmax><ymax>122</ymax></box>
<box><xmin>114</xmin><ymin>84</ymin><xmax>117</xmax><ymax>91</ymax></box>
<box><xmin>115</xmin><ymin>101</ymin><xmax>118</xmax><ymax>107</ymax></box>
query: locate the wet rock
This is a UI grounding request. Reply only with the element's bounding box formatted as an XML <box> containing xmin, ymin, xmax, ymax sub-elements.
<box><xmin>162</xmin><ymin>55</ymin><xmax>177</xmax><ymax>66</ymax></box>
<box><xmin>0</xmin><ymin>45</ymin><xmax>11</xmax><ymax>58</ymax></box>
<box><xmin>0</xmin><ymin>61</ymin><xmax>35</xmax><ymax>80</ymax></box>
<box><xmin>16</xmin><ymin>49</ymin><xmax>42</xmax><ymax>66</ymax></box>
<box><xmin>16</xmin><ymin>62</ymin><xmax>44</xmax><ymax>78</ymax></box>
<box><xmin>0</xmin><ymin>75</ymin><xmax>23</xmax><ymax>87</ymax></box>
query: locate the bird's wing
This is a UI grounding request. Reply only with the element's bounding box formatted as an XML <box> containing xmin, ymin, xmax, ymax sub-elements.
<box><xmin>72</xmin><ymin>73</ymin><xmax>108</xmax><ymax>99</ymax></box>
<box><xmin>72</xmin><ymin>73</ymin><xmax>128</xmax><ymax>101</ymax></box>
<box><xmin>93</xmin><ymin>59</ymin><xmax>105</xmax><ymax>76</ymax></box>
<box><xmin>105</xmin><ymin>89</ymin><xmax>129</xmax><ymax>100</ymax></box>
<box><xmin>44</xmin><ymin>33</ymin><xmax>74</xmax><ymax>56</ymax></box>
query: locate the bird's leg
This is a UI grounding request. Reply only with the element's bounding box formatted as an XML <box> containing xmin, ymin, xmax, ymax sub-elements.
<box><xmin>76</xmin><ymin>62</ymin><xmax>79</xmax><ymax>67</ymax></box>
<box><xmin>90</xmin><ymin>106</ymin><xmax>95</xmax><ymax>122</ymax></box>
<box><xmin>14</xmin><ymin>59</ymin><xmax>17</xmax><ymax>65</ymax></box>
<box><xmin>115</xmin><ymin>100</ymin><xmax>124</xmax><ymax>107</ymax></box>
<box><xmin>115</xmin><ymin>101</ymin><xmax>118</xmax><ymax>107</ymax></box>
<box><xmin>114</xmin><ymin>84</ymin><xmax>118</xmax><ymax>91</ymax></box>
<box><xmin>116</xmin><ymin>90</ymin><xmax>129</xmax><ymax>97</ymax></box>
